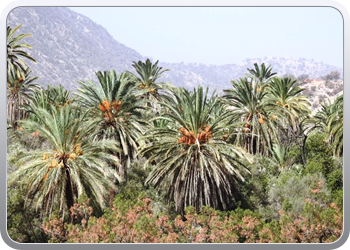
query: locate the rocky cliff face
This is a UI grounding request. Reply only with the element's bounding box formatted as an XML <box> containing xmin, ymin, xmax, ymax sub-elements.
<box><xmin>7</xmin><ymin>7</ymin><xmax>343</xmax><ymax>95</ymax></box>
<box><xmin>7</xmin><ymin>7</ymin><xmax>145</xmax><ymax>89</ymax></box>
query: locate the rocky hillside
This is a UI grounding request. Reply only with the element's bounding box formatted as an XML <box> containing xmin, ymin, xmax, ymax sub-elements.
<box><xmin>302</xmin><ymin>79</ymin><xmax>343</xmax><ymax>111</ymax></box>
<box><xmin>7</xmin><ymin>7</ymin><xmax>146</xmax><ymax>89</ymax></box>
<box><xmin>7</xmin><ymin>7</ymin><xmax>343</xmax><ymax>98</ymax></box>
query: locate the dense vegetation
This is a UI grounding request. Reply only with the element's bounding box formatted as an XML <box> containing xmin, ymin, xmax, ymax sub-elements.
<box><xmin>7</xmin><ymin>25</ymin><xmax>343</xmax><ymax>243</ymax></box>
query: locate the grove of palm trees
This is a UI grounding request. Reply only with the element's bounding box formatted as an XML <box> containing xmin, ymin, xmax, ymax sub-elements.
<box><xmin>7</xmin><ymin>25</ymin><xmax>343</xmax><ymax>243</ymax></box>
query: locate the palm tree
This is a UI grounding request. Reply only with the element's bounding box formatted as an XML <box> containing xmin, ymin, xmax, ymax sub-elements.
<box><xmin>45</xmin><ymin>84</ymin><xmax>72</xmax><ymax>107</ymax></box>
<box><xmin>8</xmin><ymin>105</ymin><xmax>121</xmax><ymax>221</ymax></box>
<box><xmin>265</xmin><ymin>77</ymin><xmax>312</xmax><ymax>150</ymax></box>
<box><xmin>222</xmin><ymin>77</ymin><xmax>281</xmax><ymax>155</ymax></box>
<box><xmin>129</xmin><ymin>59</ymin><xmax>171</xmax><ymax>112</ymax></box>
<box><xmin>329</xmin><ymin>95</ymin><xmax>343</xmax><ymax>156</ymax></box>
<box><xmin>140</xmin><ymin>86</ymin><xmax>251</xmax><ymax>214</ymax></box>
<box><xmin>267</xmin><ymin>77</ymin><xmax>311</xmax><ymax>129</ymax></box>
<box><xmin>320</xmin><ymin>95</ymin><xmax>343</xmax><ymax>157</ymax></box>
<box><xmin>24</xmin><ymin>84</ymin><xmax>73</xmax><ymax>124</ymax></box>
<box><xmin>7</xmin><ymin>67</ymin><xmax>40</xmax><ymax>128</ymax></box>
<box><xmin>292</xmin><ymin>116</ymin><xmax>317</xmax><ymax>166</ymax></box>
<box><xmin>130</xmin><ymin>59</ymin><xmax>170</xmax><ymax>93</ymax></box>
<box><xmin>24</xmin><ymin>89</ymin><xmax>54</xmax><ymax>123</ymax></box>
<box><xmin>314</xmin><ymin>100</ymin><xmax>335</xmax><ymax>131</ymax></box>
<box><xmin>246</xmin><ymin>62</ymin><xmax>277</xmax><ymax>85</ymax></box>
<box><xmin>76</xmin><ymin>70</ymin><xmax>145</xmax><ymax>183</ymax></box>
<box><xmin>7</xmin><ymin>24</ymin><xmax>37</xmax><ymax>79</ymax></box>
<box><xmin>269</xmin><ymin>144</ymin><xmax>292</xmax><ymax>169</ymax></box>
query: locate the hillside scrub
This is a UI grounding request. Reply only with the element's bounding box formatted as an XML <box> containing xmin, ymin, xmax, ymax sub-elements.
<box><xmin>42</xmin><ymin>193</ymin><xmax>343</xmax><ymax>243</ymax></box>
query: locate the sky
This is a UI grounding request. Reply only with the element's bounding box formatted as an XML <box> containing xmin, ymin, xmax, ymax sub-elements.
<box><xmin>69</xmin><ymin>7</ymin><xmax>343</xmax><ymax>67</ymax></box>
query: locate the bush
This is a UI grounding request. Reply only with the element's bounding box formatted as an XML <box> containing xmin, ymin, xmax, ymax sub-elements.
<box><xmin>114</xmin><ymin>161</ymin><xmax>177</xmax><ymax>219</ymax></box>
<box><xmin>259</xmin><ymin>171</ymin><xmax>330</xmax><ymax>221</ymax></box>
<box><xmin>7</xmin><ymin>184</ymin><xmax>48</xmax><ymax>243</ymax></box>
<box><xmin>42</xmin><ymin>195</ymin><xmax>343</xmax><ymax>243</ymax></box>
<box><xmin>240</xmin><ymin>156</ymin><xmax>280</xmax><ymax>210</ymax></box>
<box><xmin>303</xmin><ymin>132</ymin><xmax>343</xmax><ymax>204</ymax></box>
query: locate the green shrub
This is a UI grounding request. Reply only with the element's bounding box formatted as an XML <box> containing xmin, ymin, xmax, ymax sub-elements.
<box><xmin>7</xmin><ymin>184</ymin><xmax>48</xmax><ymax>243</ymax></box>
<box><xmin>240</xmin><ymin>156</ymin><xmax>280</xmax><ymax>210</ymax></box>
<box><xmin>259</xmin><ymin>171</ymin><xmax>330</xmax><ymax>220</ymax></box>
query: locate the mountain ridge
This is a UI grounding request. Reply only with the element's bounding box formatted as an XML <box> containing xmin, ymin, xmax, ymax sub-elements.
<box><xmin>7</xmin><ymin>7</ymin><xmax>343</xmax><ymax>92</ymax></box>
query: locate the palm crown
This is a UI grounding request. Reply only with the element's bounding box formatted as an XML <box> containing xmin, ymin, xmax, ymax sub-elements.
<box><xmin>76</xmin><ymin>70</ymin><xmax>145</xmax><ymax>182</ymax></box>
<box><xmin>140</xmin><ymin>86</ymin><xmax>251</xmax><ymax>214</ymax></box>
<box><xmin>246</xmin><ymin>62</ymin><xmax>277</xmax><ymax>84</ymax></box>
<box><xmin>7</xmin><ymin>25</ymin><xmax>37</xmax><ymax>79</ymax></box>
<box><xmin>315</xmin><ymin>95</ymin><xmax>343</xmax><ymax>157</ymax></box>
<box><xmin>268</xmin><ymin>77</ymin><xmax>311</xmax><ymax>124</ymax></box>
<box><xmin>223</xmin><ymin>77</ymin><xmax>280</xmax><ymax>155</ymax></box>
<box><xmin>8</xmin><ymin>105</ymin><xmax>121</xmax><ymax>219</ymax></box>
<box><xmin>7</xmin><ymin>67</ymin><xmax>40</xmax><ymax>126</ymax></box>
<box><xmin>129</xmin><ymin>59</ymin><xmax>171</xmax><ymax>112</ymax></box>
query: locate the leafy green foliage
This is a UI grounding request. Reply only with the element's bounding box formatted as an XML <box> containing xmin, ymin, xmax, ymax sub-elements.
<box><xmin>239</xmin><ymin>155</ymin><xmax>280</xmax><ymax>210</ymax></box>
<box><xmin>261</xmin><ymin>171</ymin><xmax>330</xmax><ymax>220</ymax></box>
<box><xmin>303</xmin><ymin>132</ymin><xmax>342</xmax><ymax>194</ymax></box>
<box><xmin>7</xmin><ymin>184</ymin><xmax>48</xmax><ymax>243</ymax></box>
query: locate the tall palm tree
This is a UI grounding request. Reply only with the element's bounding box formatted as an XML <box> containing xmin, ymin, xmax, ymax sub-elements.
<box><xmin>140</xmin><ymin>86</ymin><xmax>251</xmax><ymax>214</ymax></box>
<box><xmin>130</xmin><ymin>59</ymin><xmax>170</xmax><ymax>94</ymax></box>
<box><xmin>129</xmin><ymin>59</ymin><xmax>171</xmax><ymax>113</ymax></box>
<box><xmin>76</xmin><ymin>70</ymin><xmax>145</xmax><ymax>182</ymax></box>
<box><xmin>8</xmin><ymin>105</ymin><xmax>121</xmax><ymax>221</ymax></box>
<box><xmin>314</xmin><ymin>95</ymin><xmax>342</xmax><ymax>155</ymax></box>
<box><xmin>314</xmin><ymin>99</ymin><xmax>335</xmax><ymax>131</ymax></box>
<box><xmin>7</xmin><ymin>67</ymin><xmax>40</xmax><ymax>128</ymax></box>
<box><xmin>326</xmin><ymin>95</ymin><xmax>343</xmax><ymax>157</ymax></box>
<box><xmin>267</xmin><ymin>77</ymin><xmax>311</xmax><ymax>128</ymax></box>
<box><xmin>246</xmin><ymin>62</ymin><xmax>277</xmax><ymax>85</ymax></box>
<box><xmin>7</xmin><ymin>24</ymin><xmax>37</xmax><ymax>79</ymax></box>
<box><xmin>265</xmin><ymin>77</ymin><xmax>312</xmax><ymax>149</ymax></box>
<box><xmin>222</xmin><ymin>77</ymin><xmax>281</xmax><ymax>155</ymax></box>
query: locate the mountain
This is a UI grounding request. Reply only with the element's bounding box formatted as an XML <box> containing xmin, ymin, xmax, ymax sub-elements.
<box><xmin>7</xmin><ymin>7</ymin><xmax>343</xmax><ymax>93</ymax></box>
<box><xmin>7</xmin><ymin>7</ymin><xmax>145</xmax><ymax>89</ymax></box>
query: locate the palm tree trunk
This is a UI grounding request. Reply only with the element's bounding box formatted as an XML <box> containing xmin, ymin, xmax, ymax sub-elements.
<box><xmin>14</xmin><ymin>98</ymin><xmax>18</xmax><ymax>124</ymax></box>
<box><xmin>65</xmin><ymin>167</ymin><xmax>75</xmax><ymax>224</ymax></box>
<box><xmin>301</xmin><ymin>135</ymin><xmax>307</xmax><ymax>166</ymax></box>
<box><xmin>8</xmin><ymin>101</ymin><xmax>13</xmax><ymax>125</ymax></box>
<box><xmin>118</xmin><ymin>154</ymin><xmax>128</xmax><ymax>183</ymax></box>
<box><xmin>250</xmin><ymin>135</ymin><xmax>254</xmax><ymax>154</ymax></box>
<box><xmin>7</xmin><ymin>102</ymin><xmax>10</xmax><ymax>123</ymax></box>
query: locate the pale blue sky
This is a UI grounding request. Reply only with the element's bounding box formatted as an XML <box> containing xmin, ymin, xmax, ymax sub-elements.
<box><xmin>70</xmin><ymin>7</ymin><xmax>343</xmax><ymax>67</ymax></box>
